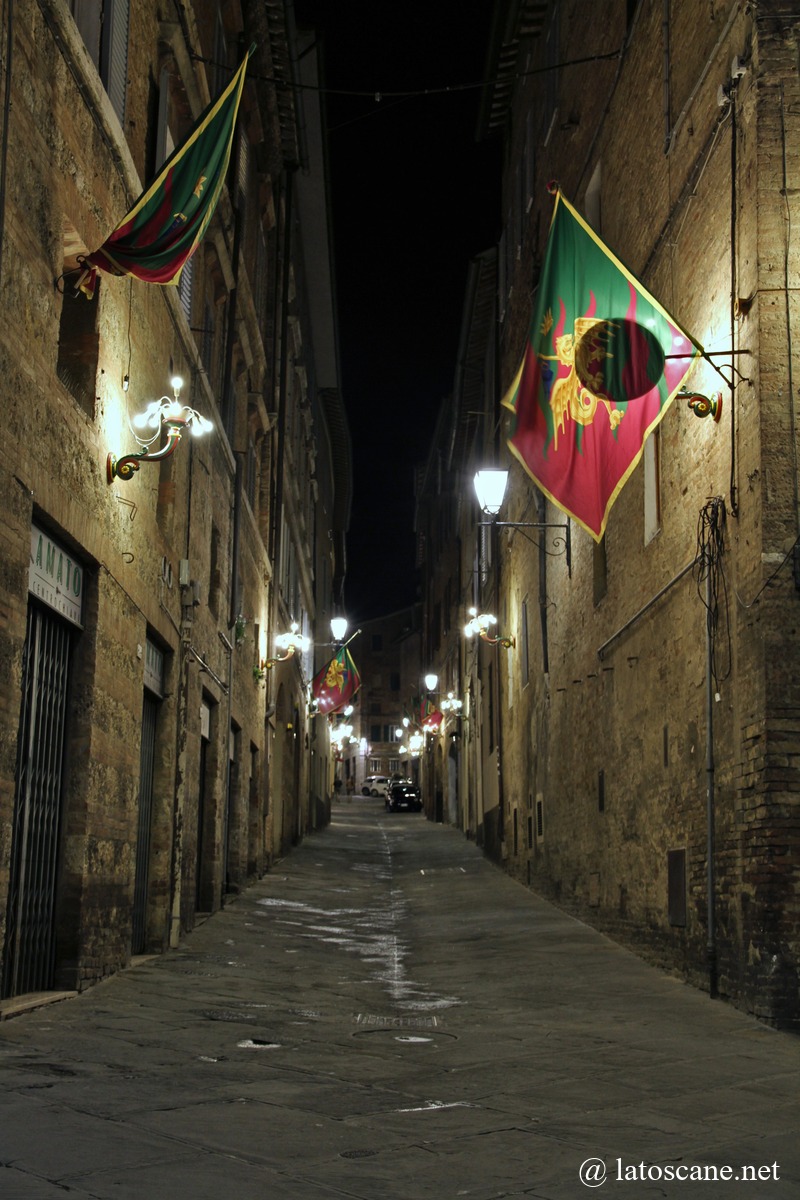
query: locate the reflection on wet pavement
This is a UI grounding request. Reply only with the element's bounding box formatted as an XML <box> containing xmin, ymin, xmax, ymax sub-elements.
<box><xmin>257</xmin><ymin>823</ymin><xmax>461</xmax><ymax>1014</ymax></box>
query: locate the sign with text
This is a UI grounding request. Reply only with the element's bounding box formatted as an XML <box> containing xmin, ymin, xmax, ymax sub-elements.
<box><xmin>29</xmin><ymin>523</ymin><xmax>84</xmax><ymax>628</ymax></box>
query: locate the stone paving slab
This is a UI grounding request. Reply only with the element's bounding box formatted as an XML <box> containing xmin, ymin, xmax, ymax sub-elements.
<box><xmin>1</xmin><ymin>803</ymin><xmax>799</xmax><ymax>1199</ymax></box>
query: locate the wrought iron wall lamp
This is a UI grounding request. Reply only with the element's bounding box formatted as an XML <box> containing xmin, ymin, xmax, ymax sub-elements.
<box><xmin>473</xmin><ymin>469</ymin><xmax>572</xmax><ymax>575</ymax></box>
<box><xmin>107</xmin><ymin>377</ymin><xmax>213</xmax><ymax>483</ymax></box>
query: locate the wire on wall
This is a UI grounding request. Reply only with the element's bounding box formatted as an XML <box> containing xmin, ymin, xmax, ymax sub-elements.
<box><xmin>694</xmin><ymin>497</ymin><xmax>731</xmax><ymax>695</ymax></box>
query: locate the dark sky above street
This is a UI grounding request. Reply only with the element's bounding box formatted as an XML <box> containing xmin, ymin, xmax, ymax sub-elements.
<box><xmin>294</xmin><ymin>3</ymin><xmax>501</xmax><ymax>621</ymax></box>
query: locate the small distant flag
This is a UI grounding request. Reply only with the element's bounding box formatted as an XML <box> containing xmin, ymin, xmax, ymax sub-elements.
<box><xmin>78</xmin><ymin>48</ymin><xmax>253</xmax><ymax>298</ymax></box>
<box><xmin>311</xmin><ymin>646</ymin><xmax>361</xmax><ymax>716</ymax></box>
<box><xmin>504</xmin><ymin>189</ymin><xmax>701</xmax><ymax>541</ymax></box>
<box><xmin>410</xmin><ymin>695</ymin><xmax>443</xmax><ymax>731</ymax></box>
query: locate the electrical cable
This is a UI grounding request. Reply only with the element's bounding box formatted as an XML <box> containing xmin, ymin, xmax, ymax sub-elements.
<box><xmin>188</xmin><ymin>47</ymin><xmax>622</xmax><ymax>102</ymax></box>
<box><xmin>723</xmin><ymin>534</ymin><xmax>800</xmax><ymax>612</ymax></box>
<box><xmin>693</xmin><ymin>497</ymin><xmax>731</xmax><ymax>693</ymax></box>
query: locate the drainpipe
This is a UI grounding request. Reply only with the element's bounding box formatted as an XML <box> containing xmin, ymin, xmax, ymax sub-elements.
<box><xmin>705</xmin><ymin>568</ymin><xmax>718</xmax><ymax>999</ymax></box>
<box><xmin>537</xmin><ymin>491</ymin><xmax>550</xmax><ymax>675</ymax></box>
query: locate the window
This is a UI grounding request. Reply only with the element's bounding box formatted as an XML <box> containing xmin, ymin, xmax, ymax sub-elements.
<box><xmin>585</xmin><ymin>163</ymin><xmax>602</xmax><ymax>231</ymax></box>
<box><xmin>498</xmin><ymin>229</ymin><xmax>508</xmax><ymax>319</ymax></box>
<box><xmin>368</xmin><ymin>758</ymin><xmax>381</xmax><ymax>774</ymax></box>
<box><xmin>57</xmin><ymin>283</ymin><xmax>99</xmax><ymax>418</ymax></box>
<box><xmin>201</xmin><ymin>300</ymin><xmax>216</xmax><ymax>391</ymax></box>
<box><xmin>644</xmin><ymin>430</ymin><xmax>661</xmax><ymax>544</ymax></box>
<box><xmin>209</xmin><ymin>522</ymin><xmax>222</xmax><ymax>620</ymax></box>
<box><xmin>668</xmin><ymin>849</ymin><xmax>687</xmax><ymax>926</ymax></box>
<box><xmin>521</xmin><ymin>597</ymin><xmax>530</xmax><ymax>686</ymax></box>
<box><xmin>155</xmin><ymin>66</ymin><xmax>175</xmax><ymax>168</ymax></box>
<box><xmin>524</xmin><ymin>109</ymin><xmax>535</xmax><ymax>211</ymax></box>
<box><xmin>253</xmin><ymin>224</ymin><xmax>268</xmax><ymax>317</ymax></box>
<box><xmin>71</xmin><ymin>0</ymin><xmax>129</xmax><ymax>125</ymax></box>
<box><xmin>246</xmin><ymin>434</ymin><xmax>258</xmax><ymax>511</ymax></box>
<box><xmin>370</xmin><ymin>724</ymin><xmax>381</xmax><ymax>743</ymax></box>
<box><xmin>542</xmin><ymin>5</ymin><xmax>560</xmax><ymax>143</ymax></box>
<box><xmin>593</xmin><ymin>536</ymin><xmax>608</xmax><ymax>606</ymax></box>
<box><xmin>211</xmin><ymin>9</ymin><xmax>229</xmax><ymax>99</ymax></box>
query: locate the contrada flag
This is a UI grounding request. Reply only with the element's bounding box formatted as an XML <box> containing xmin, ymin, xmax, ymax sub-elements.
<box><xmin>311</xmin><ymin>647</ymin><xmax>361</xmax><ymax>716</ymax></box>
<box><xmin>410</xmin><ymin>695</ymin><xmax>443</xmax><ymax>732</ymax></box>
<box><xmin>78</xmin><ymin>50</ymin><xmax>252</xmax><ymax>297</ymax></box>
<box><xmin>503</xmin><ymin>190</ymin><xmax>700</xmax><ymax>541</ymax></box>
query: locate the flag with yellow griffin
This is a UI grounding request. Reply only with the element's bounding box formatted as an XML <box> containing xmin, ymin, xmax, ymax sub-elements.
<box><xmin>311</xmin><ymin>647</ymin><xmax>361</xmax><ymax>716</ymax></box>
<box><xmin>504</xmin><ymin>189</ymin><xmax>701</xmax><ymax>540</ymax></box>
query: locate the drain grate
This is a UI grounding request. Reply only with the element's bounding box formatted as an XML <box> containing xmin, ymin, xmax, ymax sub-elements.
<box><xmin>354</xmin><ymin>1013</ymin><xmax>438</xmax><ymax>1028</ymax></box>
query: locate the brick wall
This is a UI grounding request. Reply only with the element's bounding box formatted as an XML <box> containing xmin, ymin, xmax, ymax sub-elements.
<box><xmin>472</xmin><ymin>0</ymin><xmax>800</xmax><ymax>1028</ymax></box>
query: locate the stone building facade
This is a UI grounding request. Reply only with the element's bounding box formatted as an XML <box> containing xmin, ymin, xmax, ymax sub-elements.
<box><xmin>418</xmin><ymin>0</ymin><xmax>800</xmax><ymax>1029</ymax></box>
<box><xmin>0</xmin><ymin>0</ymin><xmax>349</xmax><ymax>1002</ymax></box>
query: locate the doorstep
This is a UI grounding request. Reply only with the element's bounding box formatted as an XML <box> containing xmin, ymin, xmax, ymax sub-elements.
<box><xmin>0</xmin><ymin>990</ymin><xmax>78</xmax><ymax>1021</ymax></box>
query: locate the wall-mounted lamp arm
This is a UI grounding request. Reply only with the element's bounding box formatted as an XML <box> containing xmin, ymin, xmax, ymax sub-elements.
<box><xmin>479</xmin><ymin>519</ymin><xmax>572</xmax><ymax>575</ymax></box>
<box><xmin>108</xmin><ymin>424</ymin><xmax>185</xmax><ymax>482</ymax></box>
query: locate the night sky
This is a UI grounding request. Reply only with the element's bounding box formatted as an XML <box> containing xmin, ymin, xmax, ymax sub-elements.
<box><xmin>294</xmin><ymin>3</ymin><xmax>501</xmax><ymax>621</ymax></box>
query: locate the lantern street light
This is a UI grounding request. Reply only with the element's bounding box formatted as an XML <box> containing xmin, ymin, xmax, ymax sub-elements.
<box><xmin>330</xmin><ymin>615</ymin><xmax>348</xmax><ymax>643</ymax></box>
<box><xmin>473</xmin><ymin>467</ymin><xmax>571</xmax><ymax>574</ymax></box>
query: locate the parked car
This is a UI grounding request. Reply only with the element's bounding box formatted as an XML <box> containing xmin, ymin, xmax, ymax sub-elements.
<box><xmin>386</xmin><ymin>781</ymin><xmax>422</xmax><ymax>813</ymax></box>
<box><xmin>362</xmin><ymin>775</ymin><xmax>390</xmax><ymax>797</ymax></box>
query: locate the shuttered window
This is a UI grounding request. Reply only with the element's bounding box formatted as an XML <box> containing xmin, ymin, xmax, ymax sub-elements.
<box><xmin>70</xmin><ymin>0</ymin><xmax>129</xmax><ymax>126</ymax></box>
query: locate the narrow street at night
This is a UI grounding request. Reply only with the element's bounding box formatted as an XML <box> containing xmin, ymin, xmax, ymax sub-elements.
<box><xmin>1</xmin><ymin>803</ymin><xmax>798</xmax><ymax>1200</ymax></box>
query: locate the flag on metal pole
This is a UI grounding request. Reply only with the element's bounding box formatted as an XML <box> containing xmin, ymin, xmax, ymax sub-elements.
<box><xmin>311</xmin><ymin>646</ymin><xmax>361</xmax><ymax>716</ymax></box>
<box><xmin>504</xmin><ymin>189</ymin><xmax>701</xmax><ymax>541</ymax></box>
<box><xmin>78</xmin><ymin>48</ymin><xmax>253</xmax><ymax>297</ymax></box>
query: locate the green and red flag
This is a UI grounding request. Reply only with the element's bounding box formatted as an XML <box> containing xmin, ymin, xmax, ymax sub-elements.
<box><xmin>503</xmin><ymin>190</ymin><xmax>701</xmax><ymax>541</ymax></box>
<box><xmin>410</xmin><ymin>694</ymin><xmax>443</xmax><ymax>732</ymax></box>
<box><xmin>311</xmin><ymin>646</ymin><xmax>361</xmax><ymax>716</ymax></box>
<box><xmin>78</xmin><ymin>49</ymin><xmax>252</xmax><ymax>298</ymax></box>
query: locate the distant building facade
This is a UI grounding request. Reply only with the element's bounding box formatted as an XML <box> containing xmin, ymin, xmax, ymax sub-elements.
<box><xmin>338</xmin><ymin>607</ymin><xmax>421</xmax><ymax>796</ymax></box>
<box><xmin>0</xmin><ymin>0</ymin><xmax>349</xmax><ymax>1001</ymax></box>
<box><xmin>418</xmin><ymin>0</ymin><xmax>800</xmax><ymax>1029</ymax></box>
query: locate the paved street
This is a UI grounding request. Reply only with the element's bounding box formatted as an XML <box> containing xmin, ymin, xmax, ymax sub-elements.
<box><xmin>1</xmin><ymin>799</ymin><xmax>799</xmax><ymax>1199</ymax></box>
